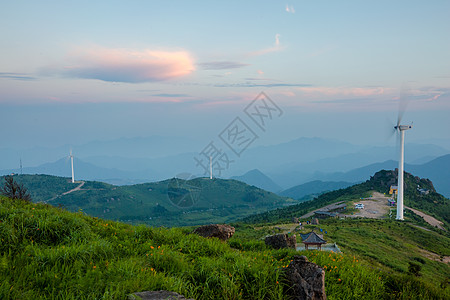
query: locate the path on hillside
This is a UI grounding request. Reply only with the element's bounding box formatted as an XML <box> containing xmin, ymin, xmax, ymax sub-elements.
<box><xmin>62</xmin><ymin>181</ymin><xmax>85</xmax><ymax>195</ymax></box>
<box><xmin>297</xmin><ymin>191</ymin><xmax>447</xmax><ymax>231</ymax></box>
<box><xmin>44</xmin><ymin>181</ymin><xmax>85</xmax><ymax>203</ymax></box>
<box><xmin>405</xmin><ymin>206</ymin><xmax>446</xmax><ymax>231</ymax></box>
<box><xmin>299</xmin><ymin>201</ymin><xmax>345</xmax><ymax>219</ymax></box>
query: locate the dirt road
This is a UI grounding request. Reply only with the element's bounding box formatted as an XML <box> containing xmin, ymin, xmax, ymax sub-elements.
<box><xmin>349</xmin><ymin>192</ymin><xmax>391</xmax><ymax>219</ymax></box>
<box><xmin>405</xmin><ymin>206</ymin><xmax>446</xmax><ymax>231</ymax></box>
<box><xmin>62</xmin><ymin>181</ymin><xmax>85</xmax><ymax>195</ymax></box>
<box><xmin>45</xmin><ymin>181</ymin><xmax>85</xmax><ymax>202</ymax></box>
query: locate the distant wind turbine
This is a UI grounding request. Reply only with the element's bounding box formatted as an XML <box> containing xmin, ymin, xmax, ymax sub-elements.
<box><xmin>209</xmin><ymin>156</ymin><xmax>213</xmax><ymax>179</ymax></box>
<box><xmin>69</xmin><ymin>149</ymin><xmax>75</xmax><ymax>183</ymax></box>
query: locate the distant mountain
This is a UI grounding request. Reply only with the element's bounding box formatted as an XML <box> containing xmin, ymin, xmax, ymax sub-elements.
<box><xmin>1</xmin><ymin>174</ymin><xmax>296</xmax><ymax>227</ymax></box>
<box><xmin>310</xmin><ymin>154</ymin><xmax>450</xmax><ymax>198</ymax></box>
<box><xmin>0</xmin><ymin>135</ymin><xmax>199</xmax><ymax>170</ymax></box>
<box><xmin>0</xmin><ymin>157</ymin><xmax>158</xmax><ymax>183</ymax></box>
<box><xmin>280</xmin><ymin>180</ymin><xmax>354</xmax><ymax>200</ymax></box>
<box><xmin>231</xmin><ymin>169</ymin><xmax>281</xmax><ymax>193</ymax></box>
<box><xmin>267</xmin><ymin>143</ymin><xmax>449</xmax><ymax>189</ymax></box>
<box><xmin>407</xmin><ymin>154</ymin><xmax>450</xmax><ymax>198</ymax></box>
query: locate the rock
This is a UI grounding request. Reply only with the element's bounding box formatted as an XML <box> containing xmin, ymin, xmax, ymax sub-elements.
<box><xmin>264</xmin><ymin>234</ymin><xmax>297</xmax><ymax>249</ymax></box>
<box><xmin>130</xmin><ymin>290</ymin><xmax>194</xmax><ymax>300</ymax></box>
<box><xmin>192</xmin><ymin>224</ymin><xmax>235</xmax><ymax>241</ymax></box>
<box><xmin>284</xmin><ymin>255</ymin><xmax>327</xmax><ymax>300</ymax></box>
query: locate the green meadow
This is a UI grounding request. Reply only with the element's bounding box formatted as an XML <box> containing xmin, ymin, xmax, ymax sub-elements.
<box><xmin>1</xmin><ymin>196</ymin><xmax>449</xmax><ymax>299</ymax></box>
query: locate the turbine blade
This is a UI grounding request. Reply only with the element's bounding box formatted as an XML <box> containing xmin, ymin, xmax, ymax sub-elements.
<box><xmin>397</xmin><ymin>84</ymin><xmax>410</xmax><ymax>126</ymax></box>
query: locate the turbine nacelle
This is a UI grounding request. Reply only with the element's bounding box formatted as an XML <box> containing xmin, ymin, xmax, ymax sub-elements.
<box><xmin>394</xmin><ymin>124</ymin><xmax>412</xmax><ymax>131</ymax></box>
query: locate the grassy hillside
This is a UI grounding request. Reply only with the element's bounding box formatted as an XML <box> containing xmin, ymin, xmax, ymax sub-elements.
<box><xmin>0</xmin><ymin>174</ymin><xmax>296</xmax><ymax>227</ymax></box>
<box><xmin>2</xmin><ymin>196</ymin><xmax>449</xmax><ymax>299</ymax></box>
<box><xmin>241</xmin><ymin>170</ymin><xmax>450</xmax><ymax>229</ymax></box>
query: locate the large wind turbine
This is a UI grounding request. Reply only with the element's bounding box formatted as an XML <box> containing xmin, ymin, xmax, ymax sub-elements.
<box><xmin>69</xmin><ymin>149</ymin><xmax>75</xmax><ymax>183</ymax></box>
<box><xmin>394</xmin><ymin>118</ymin><xmax>412</xmax><ymax>220</ymax></box>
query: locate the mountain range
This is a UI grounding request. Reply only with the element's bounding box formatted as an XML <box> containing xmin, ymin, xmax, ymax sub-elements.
<box><xmin>1</xmin><ymin>136</ymin><xmax>449</xmax><ymax>197</ymax></box>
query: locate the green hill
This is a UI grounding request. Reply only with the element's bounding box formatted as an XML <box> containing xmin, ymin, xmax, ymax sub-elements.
<box><xmin>241</xmin><ymin>170</ymin><xmax>450</xmax><ymax>229</ymax></box>
<box><xmin>0</xmin><ymin>174</ymin><xmax>296</xmax><ymax>227</ymax></box>
<box><xmin>2</xmin><ymin>196</ymin><xmax>449</xmax><ymax>299</ymax></box>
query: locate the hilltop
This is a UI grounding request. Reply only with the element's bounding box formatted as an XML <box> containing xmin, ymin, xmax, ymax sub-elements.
<box><xmin>230</xmin><ymin>169</ymin><xmax>281</xmax><ymax>193</ymax></box>
<box><xmin>0</xmin><ymin>174</ymin><xmax>296</xmax><ymax>227</ymax></box>
<box><xmin>241</xmin><ymin>170</ymin><xmax>450</xmax><ymax>229</ymax></box>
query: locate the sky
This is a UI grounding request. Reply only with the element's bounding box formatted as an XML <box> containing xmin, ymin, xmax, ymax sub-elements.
<box><xmin>1</xmin><ymin>0</ymin><xmax>449</xmax><ymax>150</ymax></box>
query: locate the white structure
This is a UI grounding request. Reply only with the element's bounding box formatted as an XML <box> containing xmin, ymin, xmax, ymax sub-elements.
<box><xmin>70</xmin><ymin>150</ymin><xmax>75</xmax><ymax>183</ymax></box>
<box><xmin>209</xmin><ymin>156</ymin><xmax>213</xmax><ymax>179</ymax></box>
<box><xmin>394</xmin><ymin>123</ymin><xmax>412</xmax><ymax>220</ymax></box>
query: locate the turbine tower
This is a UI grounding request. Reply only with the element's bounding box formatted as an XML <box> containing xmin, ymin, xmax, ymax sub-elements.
<box><xmin>394</xmin><ymin>122</ymin><xmax>412</xmax><ymax>220</ymax></box>
<box><xmin>69</xmin><ymin>150</ymin><xmax>75</xmax><ymax>183</ymax></box>
<box><xmin>209</xmin><ymin>156</ymin><xmax>213</xmax><ymax>179</ymax></box>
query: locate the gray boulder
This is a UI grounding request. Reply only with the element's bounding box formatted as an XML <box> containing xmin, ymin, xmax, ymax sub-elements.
<box><xmin>193</xmin><ymin>224</ymin><xmax>235</xmax><ymax>241</ymax></box>
<box><xmin>264</xmin><ymin>234</ymin><xmax>297</xmax><ymax>249</ymax></box>
<box><xmin>284</xmin><ymin>255</ymin><xmax>327</xmax><ymax>300</ymax></box>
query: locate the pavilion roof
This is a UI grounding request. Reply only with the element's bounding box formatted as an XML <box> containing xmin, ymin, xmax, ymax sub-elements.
<box><xmin>300</xmin><ymin>231</ymin><xmax>326</xmax><ymax>244</ymax></box>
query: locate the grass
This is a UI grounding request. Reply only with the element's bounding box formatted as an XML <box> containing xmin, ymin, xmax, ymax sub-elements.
<box><xmin>3</xmin><ymin>196</ymin><xmax>442</xmax><ymax>299</ymax></box>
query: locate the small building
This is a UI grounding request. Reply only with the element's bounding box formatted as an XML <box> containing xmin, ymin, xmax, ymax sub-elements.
<box><xmin>314</xmin><ymin>211</ymin><xmax>337</xmax><ymax>219</ymax></box>
<box><xmin>389</xmin><ymin>185</ymin><xmax>398</xmax><ymax>195</ymax></box>
<box><xmin>387</xmin><ymin>198</ymin><xmax>396</xmax><ymax>206</ymax></box>
<box><xmin>300</xmin><ymin>231</ymin><xmax>327</xmax><ymax>250</ymax></box>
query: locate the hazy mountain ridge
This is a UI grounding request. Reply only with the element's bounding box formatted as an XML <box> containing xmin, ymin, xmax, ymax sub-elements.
<box><xmin>1</xmin><ymin>137</ymin><xmax>449</xmax><ymax>197</ymax></box>
<box><xmin>230</xmin><ymin>169</ymin><xmax>281</xmax><ymax>193</ymax></box>
<box><xmin>279</xmin><ymin>180</ymin><xmax>355</xmax><ymax>200</ymax></box>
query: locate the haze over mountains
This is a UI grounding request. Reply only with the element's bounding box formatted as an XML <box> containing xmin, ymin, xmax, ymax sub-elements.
<box><xmin>1</xmin><ymin>136</ymin><xmax>449</xmax><ymax>197</ymax></box>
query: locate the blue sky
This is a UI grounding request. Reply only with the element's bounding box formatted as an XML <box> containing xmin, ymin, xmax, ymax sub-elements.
<box><xmin>1</xmin><ymin>1</ymin><xmax>449</xmax><ymax>148</ymax></box>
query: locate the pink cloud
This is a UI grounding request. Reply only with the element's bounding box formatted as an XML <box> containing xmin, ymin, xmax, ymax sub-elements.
<box><xmin>61</xmin><ymin>47</ymin><xmax>195</xmax><ymax>83</ymax></box>
<box><xmin>296</xmin><ymin>86</ymin><xmax>390</xmax><ymax>98</ymax></box>
<box><xmin>285</xmin><ymin>4</ymin><xmax>295</xmax><ymax>13</ymax></box>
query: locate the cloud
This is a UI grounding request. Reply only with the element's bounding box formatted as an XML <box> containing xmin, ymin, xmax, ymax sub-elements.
<box><xmin>152</xmin><ymin>93</ymin><xmax>190</xmax><ymax>98</ymax></box>
<box><xmin>248</xmin><ymin>34</ymin><xmax>285</xmax><ymax>57</ymax></box>
<box><xmin>51</xmin><ymin>47</ymin><xmax>195</xmax><ymax>83</ymax></box>
<box><xmin>296</xmin><ymin>86</ymin><xmax>389</xmax><ymax>98</ymax></box>
<box><xmin>285</xmin><ymin>4</ymin><xmax>295</xmax><ymax>13</ymax></box>
<box><xmin>198</xmin><ymin>61</ymin><xmax>250</xmax><ymax>70</ymax></box>
<box><xmin>214</xmin><ymin>82</ymin><xmax>310</xmax><ymax>88</ymax></box>
<box><xmin>0</xmin><ymin>72</ymin><xmax>36</xmax><ymax>81</ymax></box>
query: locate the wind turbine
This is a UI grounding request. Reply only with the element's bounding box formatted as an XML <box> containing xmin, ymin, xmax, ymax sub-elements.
<box><xmin>394</xmin><ymin>114</ymin><xmax>412</xmax><ymax>220</ymax></box>
<box><xmin>209</xmin><ymin>156</ymin><xmax>213</xmax><ymax>179</ymax></box>
<box><xmin>69</xmin><ymin>149</ymin><xmax>75</xmax><ymax>183</ymax></box>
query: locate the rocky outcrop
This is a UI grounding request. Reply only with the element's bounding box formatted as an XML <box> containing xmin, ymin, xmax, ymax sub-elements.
<box><xmin>192</xmin><ymin>224</ymin><xmax>235</xmax><ymax>241</ymax></box>
<box><xmin>129</xmin><ymin>290</ymin><xmax>194</xmax><ymax>300</ymax></box>
<box><xmin>264</xmin><ymin>234</ymin><xmax>296</xmax><ymax>249</ymax></box>
<box><xmin>284</xmin><ymin>255</ymin><xmax>327</xmax><ymax>300</ymax></box>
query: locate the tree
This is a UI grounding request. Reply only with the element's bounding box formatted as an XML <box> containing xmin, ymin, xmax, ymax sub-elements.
<box><xmin>1</xmin><ymin>175</ymin><xmax>32</xmax><ymax>201</ymax></box>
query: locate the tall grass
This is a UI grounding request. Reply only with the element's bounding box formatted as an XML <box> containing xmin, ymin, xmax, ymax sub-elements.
<box><xmin>1</xmin><ymin>196</ymin><xmax>448</xmax><ymax>299</ymax></box>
